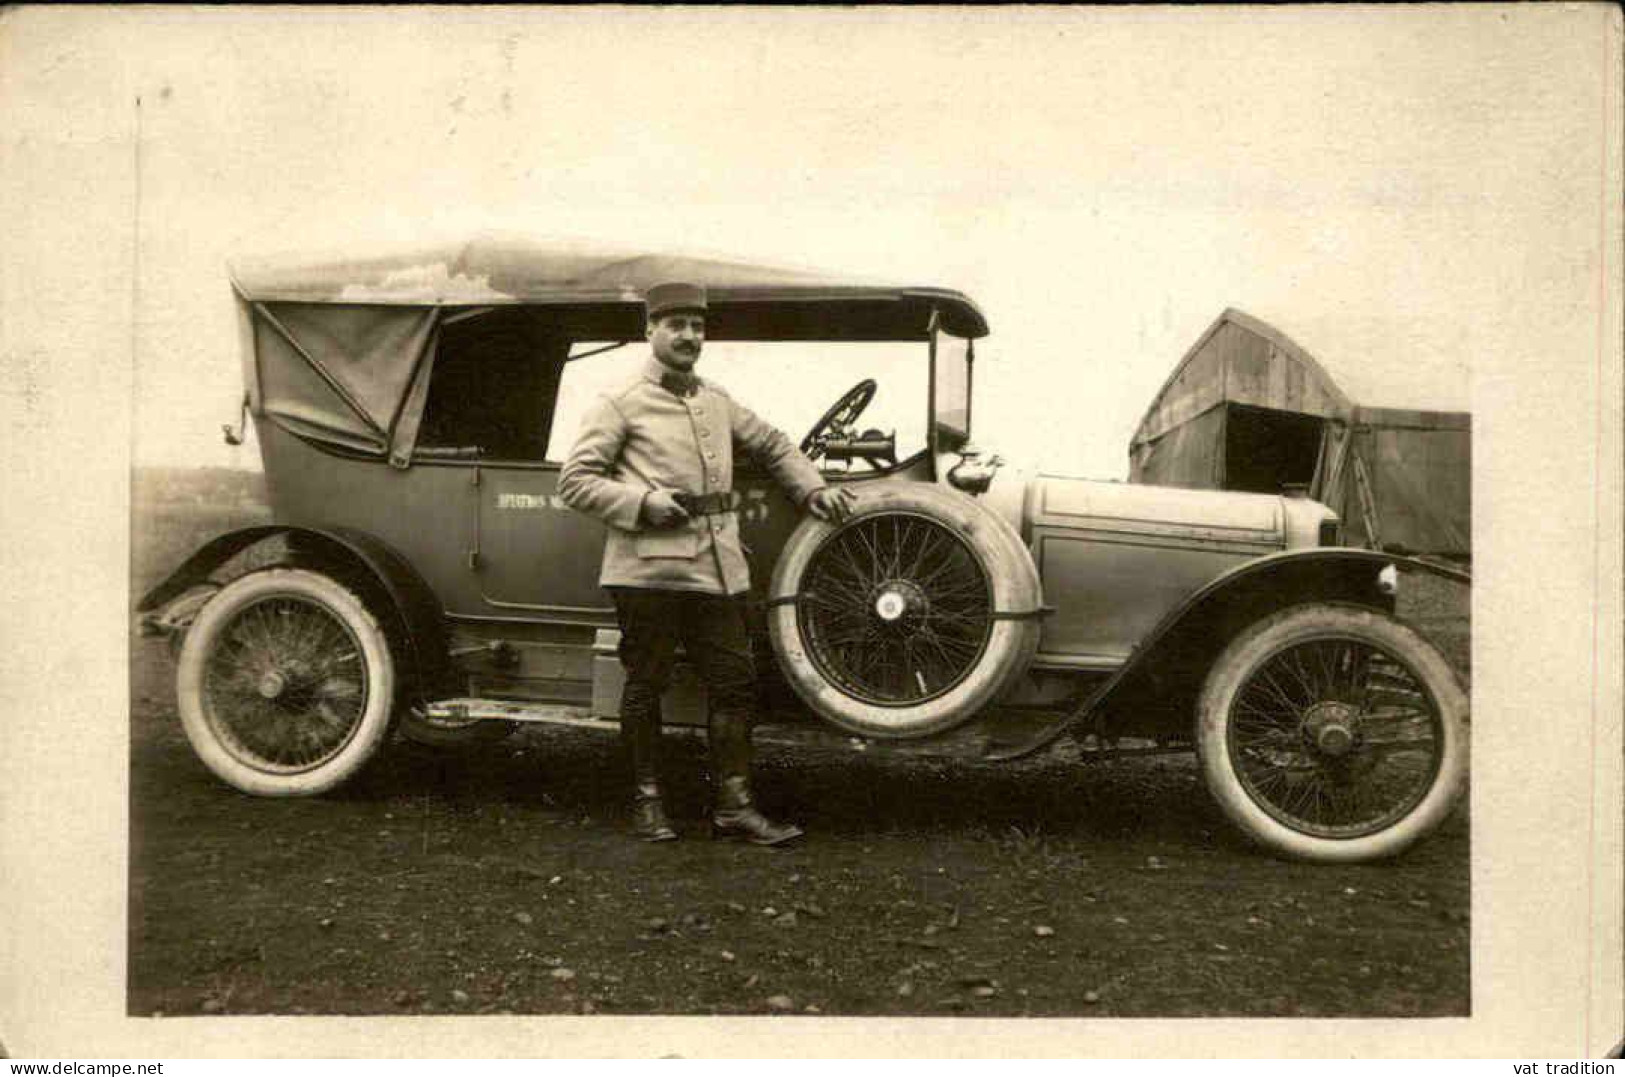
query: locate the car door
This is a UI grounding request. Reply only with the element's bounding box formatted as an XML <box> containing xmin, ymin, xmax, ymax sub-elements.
<box><xmin>473</xmin><ymin>463</ymin><xmax>612</xmax><ymax>617</ymax></box>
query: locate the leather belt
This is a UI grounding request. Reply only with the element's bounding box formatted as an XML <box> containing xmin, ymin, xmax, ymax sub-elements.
<box><xmin>672</xmin><ymin>491</ymin><xmax>738</xmax><ymax>516</ymax></box>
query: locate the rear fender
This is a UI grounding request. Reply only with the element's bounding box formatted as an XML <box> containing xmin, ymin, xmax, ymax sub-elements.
<box><xmin>136</xmin><ymin>525</ymin><xmax>285</xmax><ymax>613</ymax></box>
<box><xmin>1094</xmin><ymin>548</ymin><xmax>1465</xmax><ymax>738</ymax></box>
<box><xmin>137</xmin><ymin>525</ymin><xmax>457</xmax><ymax>704</ymax></box>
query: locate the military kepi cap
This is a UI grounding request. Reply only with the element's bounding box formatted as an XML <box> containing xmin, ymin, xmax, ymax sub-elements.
<box><xmin>645</xmin><ymin>281</ymin><xmax>708</xmax><ymax>320</ymax></box>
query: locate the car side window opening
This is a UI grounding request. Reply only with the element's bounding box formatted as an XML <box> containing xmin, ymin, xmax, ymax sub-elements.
<box><xmin>416</xmin><ymin>311</ymin><xmax>929</xmax><ymax>470</ymax></box>
<box><xmin>545</xmin><ymin>339</ymin><xmax>929</xmax><ymax>469</ymax></box>
<box><xmin>416</xmin><ymin>308</ymin><xmax>573</xmax><ymax>461</ymax></box>
<box><xmin>542</xmin><ymin>342</ymin><xmax>649</xmax><ymax>463</ymax></box>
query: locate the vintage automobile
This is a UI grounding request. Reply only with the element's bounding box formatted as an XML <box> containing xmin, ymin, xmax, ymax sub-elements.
<box><xmin>137</xmin><ymin>236</ymin><xmax>1470</xmax><ymax>863</ymax></box>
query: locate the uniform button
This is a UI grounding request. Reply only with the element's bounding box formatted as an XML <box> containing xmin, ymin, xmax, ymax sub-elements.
<box><xmin>705</xmin><ymin>451</ymin><xmax>715</xmax><ymax>459</ymax></box>
<box><xmin>700</xmin><ymin>429</ymin><xmax>710</xmax><ymax>438</ymax></box>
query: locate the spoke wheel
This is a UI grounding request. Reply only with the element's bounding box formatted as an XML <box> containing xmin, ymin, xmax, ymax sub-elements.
<box><xmin>767</xmin><ymin>482</ymin><xmax>1042</xmax><ymax>739</ymax></box>
<box><xmin>1198</xmin><ymin>604</ymin><xmax>1467</xmax><ymax>863</ymax></box>
<box><xmin>801</xmin><ymin>512</ymin><xmax>993</xmax><ymax>706</ymax></box>
<box><xmin>177</xmin><ymin>569</ymin><xmax>398</xmax><ymax>796</ymax></box>
<box><xmin>1228</xmin><ymin>637</ymin><xmax>1440</xmax><ymax>839</ymax></box>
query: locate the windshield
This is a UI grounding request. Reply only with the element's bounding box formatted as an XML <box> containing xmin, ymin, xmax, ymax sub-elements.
<box><xmin>932</xmin><ymin>329</ymin><xmax>972</xmax><ymax>447</ymax></box>
<box><xmin>547</xmin><ymin>340</ymin><xmax>929</xmax><ymax>468</ymax></box>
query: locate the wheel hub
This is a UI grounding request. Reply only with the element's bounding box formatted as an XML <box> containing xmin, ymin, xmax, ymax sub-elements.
<box><xmin>797</xmin><ymin>511</ymin><xmax>996</xmax><ymax>709</ymax></box>
<box><xmin>1301</xmin><ymin>700</ymin><xmax>1361</xmax><ymax>757</ymax></box>
<box><xmin>256</xmin><ymin>670</ymin><xmax>289</xmax><ymax>700</ymax></box>
<box><xmin>870</xmin><ymin>579</ymin><xmax>927</xmax><ymax>625</ymax></box>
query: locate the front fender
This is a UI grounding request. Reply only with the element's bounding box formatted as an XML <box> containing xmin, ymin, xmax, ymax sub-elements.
<box><xmin>137</xmin><ymin>524</ymin><xmax>457</xmax><ymax>704</ymax></box>
<box><xmin>1100</xmin><ymin>548</ymin><xmax>1467</xmax><ymax>704</ymax></box>
<box><xmin>992</xmin><ymin>548</ymin><xmax>1466</xmax><ymax>760</ymax></box>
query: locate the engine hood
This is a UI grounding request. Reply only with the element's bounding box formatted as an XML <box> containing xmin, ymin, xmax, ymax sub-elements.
<box><xmin>945</xmin><ymin>457</ymin><xmax>1337</xmax><ymax>673</ymax></box>
<box><xmin>1029</xmin><ymin>474</ymin><xmax>1287</xmax><ymax>548</ymax></box>
<box><xmin>960</xmin><ymin>454</ymin><xmax>1331</xmax><ymax>552</ymax></box>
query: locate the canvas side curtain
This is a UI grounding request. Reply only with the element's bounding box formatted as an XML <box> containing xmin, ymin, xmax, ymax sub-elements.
<box><xmin>252</xmin><ymin>303</ymin><xmax>440</xmax><ymax>459</ymax></box>
<box><xmin>1361</xmin><ymin>425</ymin><xmax>1472</xmax><ymax>557</ymax></box>
<box><xmin>1128</xmin><ymin>405</ymin><xmax>1227</xmax><ymax>489</ymax></box>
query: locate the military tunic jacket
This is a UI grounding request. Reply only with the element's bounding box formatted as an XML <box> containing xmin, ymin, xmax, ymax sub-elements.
<box><xmin>558</xmin><ymin>357</ymin><xmax>827</xmax><ymax>595</ymax></box>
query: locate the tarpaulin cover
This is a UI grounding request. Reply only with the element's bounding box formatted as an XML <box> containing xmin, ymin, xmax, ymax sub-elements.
<box><xmin>229</xmin><ymin>234</ymin><xmax>988</xmax><ymax>339</ymax></box>
<box><xmin>1333</xmin><ymin>410</ymin><xmax>1472</xmax><ymax>556</ymax></box>
<box><xmin>253</xmin><ymin>302</ymin><xmax>439</xmax><ymax>458</ymax></box>
<box><xmin>1128</xmin><ymin>309</ymin><xmax>1471</xmax><ymax>558</ymax></box>
<box><xmin>237</xmin><ymin>236</ymin><xmax>991</xmax><ymax>461</ymax></box>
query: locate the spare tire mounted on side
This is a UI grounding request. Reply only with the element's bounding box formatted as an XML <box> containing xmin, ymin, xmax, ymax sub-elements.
<box><xmin>767</xmin><ymin>482</ymin><xmax>1042</xmax><ymax>739</ymax></box>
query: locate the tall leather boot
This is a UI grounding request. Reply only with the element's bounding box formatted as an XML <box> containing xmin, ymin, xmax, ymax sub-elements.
<box><xmin>623</xmin><ymin>683</ymin><xmax>677</xmax><ymax>843</ymax></box>
<box><xmin>708</xmin><ymin>706</ymin><xmax>802</xmax><ymax>845</ymax></box>
<box><xmin>632</xmin><ymin>780</ymin><xmax>677</xmax><ymax>843</ymax></box>
<box><xmin>712</xmin><ymin>775</ymin><xmax>804</xmax><ymax>846</ymax></box>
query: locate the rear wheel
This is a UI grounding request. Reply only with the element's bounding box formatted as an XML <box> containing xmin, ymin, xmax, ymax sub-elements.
<box><xmin>1196</xmin><ymin>604</ymin><xmax>1467</xmax><ymax>862</ymax></box>
<box><xmin>176</xmin><ymin>568</ymin><xmax>397</xmax><ymax>796</ymax></box>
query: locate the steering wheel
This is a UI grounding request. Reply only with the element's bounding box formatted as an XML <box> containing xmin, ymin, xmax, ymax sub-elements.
<box><xmin>800</xmin><ymin>379</ymin><xmax>878</xmax><ymax>462</ymax></box>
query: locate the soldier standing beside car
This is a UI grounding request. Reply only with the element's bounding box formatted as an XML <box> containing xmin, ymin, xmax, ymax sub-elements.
<box><xmin>558</xmin><ymin>282</ymin><xmax>855</xmax><ymax>845</ymax></box>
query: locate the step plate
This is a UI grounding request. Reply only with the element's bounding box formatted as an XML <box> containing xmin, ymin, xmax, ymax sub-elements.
<box><xmin>424</xmin><ymin>698</ymin><xmax>615</xmax><ymax>731</ymax></box>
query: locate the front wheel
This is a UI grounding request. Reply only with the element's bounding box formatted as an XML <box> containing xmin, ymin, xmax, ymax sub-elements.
<box><xmin>1196</xmin><ymin>604</ymin><xmax>1467</xmax><ymax>863</ymax></box>
<box><xmin>175</xmin><ymin>568</ymin><xmax>398</xmax><ymax>796</ymax></box>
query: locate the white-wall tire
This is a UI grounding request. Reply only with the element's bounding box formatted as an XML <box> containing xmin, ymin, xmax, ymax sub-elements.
<box><xmin>1196</xmin><ymin>603</ymin><xmax>1468</xmax><ymax>863</ymax></box>
<box><xmin>767</xmin><ymin>482</ymin><xmax>1041</xmax><ymax>739</ymax></box>
<box><xmin>175</xmin><ymin>568</ymin><xmax>398</xmax><ymax>796</ymax></box>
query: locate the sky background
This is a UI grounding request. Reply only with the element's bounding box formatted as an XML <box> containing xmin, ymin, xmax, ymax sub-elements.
<box><xmin>10</xmin><ymin>5</ymin><xmax>1604</xmax><ymax>480</ymax></box>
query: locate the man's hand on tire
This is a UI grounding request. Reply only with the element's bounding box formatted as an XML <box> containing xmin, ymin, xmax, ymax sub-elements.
<box><xmin>807</xmin><ymin>487</ymin><xmax>856</xmax><ymax>524</ymax></box>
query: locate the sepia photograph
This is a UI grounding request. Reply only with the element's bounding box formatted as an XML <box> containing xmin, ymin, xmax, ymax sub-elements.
<box><xmin>2</xmin><ymin>3</ymin><xmax>1620</xmax><ymax>1059</ymax></box>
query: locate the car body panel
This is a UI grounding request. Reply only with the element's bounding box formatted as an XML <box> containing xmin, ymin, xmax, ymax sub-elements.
<box><xmin>1027</xmin><ymin>476</ymin><xmax>1286</xmax><ymax>666</ymax></box>
<box><xmin>258</xmin><ymin>418</ymin><xmax>935</xmax><ymax>624</ymax></box>
<box><xmin>245</xmin><ymin>403</ymin><xmax>1346</xmax><ymax>714</ymax></box>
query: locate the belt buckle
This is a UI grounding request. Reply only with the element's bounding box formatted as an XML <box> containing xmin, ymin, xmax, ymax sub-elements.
<box><xmin>674</xmin><ymin>490</ymin><xmax>732</xmax><ymax>516</ymax></box>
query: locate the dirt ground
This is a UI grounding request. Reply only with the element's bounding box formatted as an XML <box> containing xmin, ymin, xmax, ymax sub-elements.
<box><xmin>127</xmin><ymin>484</ymin><xmax>1470</xmax><ymax>1019</ymax></box>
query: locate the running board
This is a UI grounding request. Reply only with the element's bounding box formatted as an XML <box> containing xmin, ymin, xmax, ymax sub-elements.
<box><xmin>418</xmin><ymin>697</ymin><xmax>1002</xmax><ymax>757</ymax></box>
<box><xmin>419</xmin><ymin>698</ymin><xmax>1193</xmax><ymax>763</ymax></box>
<box><xmin>424</xmin><ymin>698</ymin><xmax>616</xmax><ymax>731</ymax></box>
